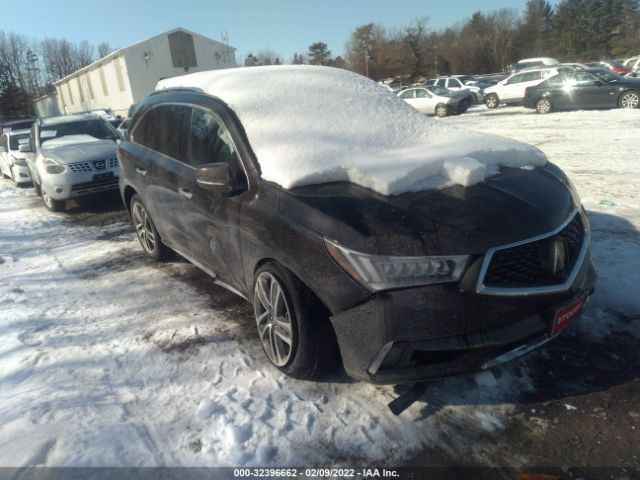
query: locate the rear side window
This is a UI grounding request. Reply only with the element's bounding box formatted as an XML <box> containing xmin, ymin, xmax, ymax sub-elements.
<box><xmin>415</xmin><ymin>89</ymin><xmax>431</xmax><ymax>98</ymax></box>
<box><xmin>399</xmin><ymin>90</ymin><xmax>414</xmax><ymax>99</ymax></box>
<box><xmin>505</xmin><ymin>73</ymin><xmax>525</xmax><ymax>85</ymax></box>
<box><xmin>435</xmin><ymin>79</ymin><xmax>446</xmax><ymax>87</ymax></box>
<box><xmin>132</xmin><ymin>105</ymin><xmax>188</xmax><ymax>162</ymax></box>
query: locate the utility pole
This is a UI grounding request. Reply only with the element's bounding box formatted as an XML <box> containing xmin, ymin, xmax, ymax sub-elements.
<box><xmin>364</xmin><ymin>53</ymin><xmax>370</xmax><ymax>78</ymax></box>
<box><xmin>434</xmin><ymin>56</ymin><xmax>438</xmax><ymax>77</ymax></box>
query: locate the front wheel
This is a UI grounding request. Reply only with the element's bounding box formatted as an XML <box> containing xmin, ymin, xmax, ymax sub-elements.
<box><xmin>485</xmin><ymin>94</ymin><xmax>499</xmax><ymax>109</ymax></box>
<box><xmin>435</xmin><ymin>104</ymin><xmax>448</xmax><ymax>117</ymax></box>
<box><xmin>253</xmin><ymin>263</ymin><xmax>339</xmax><ymax>379</ymax></box>
<box><xmin>619</xmin><ymin>90</ymin><xmax>640</xmax><ymax>109</ymax></box>
<box><xmin>42</xmin><ymin>191</ymin><xmax>65</xmax><ymax>212</ymax></box>
<box><xmin>535</xmin><ymin>97</ymin><xmax>553</xmax><ymax>114</ymax></box>
<box><xmin>130</xmin><ymin>194</ymin><xmax>173</xmax><ymax>261</ymax></box>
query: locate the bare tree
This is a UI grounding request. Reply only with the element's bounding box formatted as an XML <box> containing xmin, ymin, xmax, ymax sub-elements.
<box><xmin>97</xmin><ymin>42</ymin><xmax>114</xmax><ymax>58</ymax></box>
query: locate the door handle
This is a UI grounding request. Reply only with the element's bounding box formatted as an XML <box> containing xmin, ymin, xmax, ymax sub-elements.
<box><xmin>178</xmin><ymin>188</ymin><xmax>193</xmax><ymax>199</ymax></box>
<box><xmin>135</xmin><ymin>167</ymin><xmax>147</xmax><ymax>176</ymax></box>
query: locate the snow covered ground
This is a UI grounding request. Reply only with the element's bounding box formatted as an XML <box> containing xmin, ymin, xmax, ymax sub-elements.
<box><xmin>0</xmin><ymin>106</ymin><xmax>639</xmax><ymax>469</ymax></box>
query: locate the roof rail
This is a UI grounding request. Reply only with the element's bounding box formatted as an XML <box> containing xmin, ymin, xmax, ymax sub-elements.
<box><xmin>149</xmin><ymin>87</ymin><xmax>204</xmax><ymax>96</ymax></box>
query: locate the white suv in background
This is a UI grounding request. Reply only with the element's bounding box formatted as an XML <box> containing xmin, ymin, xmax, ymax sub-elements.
<box><xmin>425</xmin><ymin>76</ymin><xmax>484</xmax><ymax>103</ymax></box>
<box><xmin>22</xmin><ymin>114</ymin><xmax>121</xmax><ymax>212</ymax></box>
<box><xmin>483</xmin><ymin>67</ymin><xmax>565</xmax><ymax>109</ymax></box>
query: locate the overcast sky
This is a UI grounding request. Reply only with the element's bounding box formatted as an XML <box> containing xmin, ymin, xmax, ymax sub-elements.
<box><xmin>0</xmin><ymin>0</ymin><xmax>543</xmax><ymax>63</ymax></box>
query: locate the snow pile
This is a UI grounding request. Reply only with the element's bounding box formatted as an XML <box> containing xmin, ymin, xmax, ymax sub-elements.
<box><xmin>156</xmin><ymin>66</ymin><xmax>547</xmax><ymax>195</ymax></box>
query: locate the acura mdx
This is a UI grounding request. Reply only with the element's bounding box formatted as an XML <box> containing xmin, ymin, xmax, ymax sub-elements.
<box><xmin>118</xmin><ymin>66</ymin><xmax>596</xmax><ymax>384</ymax></box>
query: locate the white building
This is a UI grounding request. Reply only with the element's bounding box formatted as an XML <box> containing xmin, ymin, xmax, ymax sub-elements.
<box><xmin>51</xmin><ymin>27</ymin><xmax>236</xmax><ymax>117</ymax></box>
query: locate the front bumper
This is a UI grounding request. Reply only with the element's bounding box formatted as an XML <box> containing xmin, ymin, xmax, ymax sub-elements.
<box><xmin>329</xmin><ymin>255</ymin><xmax>596</xmax><ymax>385</ymax></box>
<box><xmin>40</xmin><ymin>168</ymin><xmax>119</xmax><ymax>200</ymax></box>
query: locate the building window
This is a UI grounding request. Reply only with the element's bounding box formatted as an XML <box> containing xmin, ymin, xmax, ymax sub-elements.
<box><xmin>67</xmin><ymin>83</ymin><xmax>74</xmax><ymax>105</ymax></box>
<box><xmin>77</xmin><ymin>78</ymin><xmax>85</xmax><ymax>103</ymax></box>
<box><xmin>168</xmin><ymin>31</ymin><xmax>197</xmax><ymax>68</ymax></box>
<box><xmin>86</xmin><ymin>73</ymin><xmax>95</xmax><ymax>100</ymax></box>
<box><xmin>114</xmin><ymin>56</ymin><xmax>126</xmax><ymax>92</ymax></box>
<box><xmin>99</xmin><ymin>67</ymin><xmax>109</xmax><ymax>96</ymax></box>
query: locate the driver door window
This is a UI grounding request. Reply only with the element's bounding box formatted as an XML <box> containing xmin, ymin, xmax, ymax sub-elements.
<box><xmin>190</xmin><ymin>107</ymin><xmax>246</xmax><ymax>187</ymax></box>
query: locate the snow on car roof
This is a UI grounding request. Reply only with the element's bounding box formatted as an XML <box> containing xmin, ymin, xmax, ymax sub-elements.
<box><xmin>156</xmin><ymin>66</ymin><xmax>547</xmax><ymax>195</ymax></box>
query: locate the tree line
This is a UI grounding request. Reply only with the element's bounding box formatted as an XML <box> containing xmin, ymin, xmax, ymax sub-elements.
<box><xmin>247</xmin><ymin>0</ymin><xmax>640</xmax><ymax>81</ymax></box>
<box><xmin>0</xmin><ymin>32</ymin><xmax>113</xmax><ymax>118</ymax></box>
<box><xmin>1</xmin><ymin>0</ymin><xmax>639</xmax><ymax>118</ymax></box>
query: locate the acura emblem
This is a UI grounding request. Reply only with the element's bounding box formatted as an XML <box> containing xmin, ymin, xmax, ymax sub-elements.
<box><xmin>550</xmin><ymin>239</ymin><xmax>568</xmax><ymax>276</ymax></box>
<box><xmin>93</xmin><ymin>160</ymin><xmax>106</xmax><ymax>170</ymax></box>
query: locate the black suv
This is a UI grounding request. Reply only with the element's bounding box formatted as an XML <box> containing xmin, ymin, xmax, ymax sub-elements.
<box><xmin>118</xmin><ymin>75</ymin><xmax>596</xmax><ymax>385</ymax></box>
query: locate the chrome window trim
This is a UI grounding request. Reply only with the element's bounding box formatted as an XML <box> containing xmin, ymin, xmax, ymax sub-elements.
<box><xmin>475</xmin><ymin>209</ymin><xmax>590</xmax><ymax>296</ymax></box>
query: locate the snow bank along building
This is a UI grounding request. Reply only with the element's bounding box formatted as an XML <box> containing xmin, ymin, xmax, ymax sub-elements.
<box><xmin>35</xmin><ymin>28</ymin><xmax>236</xmax><ymax>118</ymax></box>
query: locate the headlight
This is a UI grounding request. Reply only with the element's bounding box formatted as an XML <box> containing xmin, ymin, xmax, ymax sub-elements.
<box><xmin>43</xmin><ymin>157</ymin><xmax>65</xmax><ymax>174</ymax></box>
<box><xmin>11</xmin><ymin>156</ymin><xmax>27</xmax><ymax>166</ymax></box>
<box><xmin>325</xmin><ymin>240</ymin><xmax>469</xmax><ymax>291</ymax></box>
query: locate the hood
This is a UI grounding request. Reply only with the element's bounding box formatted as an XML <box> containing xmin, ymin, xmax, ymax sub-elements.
<box><xmin>279</xmin><ymin>163</ymin><xmax>577</xmax><ymax>256</ymax></box>
<box><xmin>41</xmin><ymin>135</ymin><xmax>117</xmax><ymax>164</ymax></box>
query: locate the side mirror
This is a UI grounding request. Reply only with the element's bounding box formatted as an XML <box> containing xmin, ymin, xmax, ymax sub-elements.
<box><xmin>196</xmin><ymin>162</ymin><xmax>233</xmax><ymax>194</ymax></box>
<box><xmin>498</xmin><ymin>79</ymin><xmax>507</xmax><ymax>86</ymax></box>
<box><xmin>18</xmin><ymin>143</ymin><xmax>32</xmax><ymax>153</ymax></box>
<box><xmin>595</xmin><ymin>80</ymin><xmax>603</xmax><ymax>86</ymax></box>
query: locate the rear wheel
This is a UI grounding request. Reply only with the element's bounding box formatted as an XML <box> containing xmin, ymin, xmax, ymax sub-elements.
<box><xmin>485</xmin><ymin>93</ymin><xmax>499</xmax><ymax>109</ymax></box>
<box><xmin>535</xmin><ymin>97</ymin><xmax>552</xmax><ymax>114</ymax></box>
<box><xmin>42</xmin><ymin>191</ymin><xmax>66</xmax><ymax>212</ymax></box>
<box><xmin>435</xmin><ymin>104</ymin><xmax>448</xmax><ymax>117</ymax></box>
<box><xmin>619</xmin><ymin>90</ymin><xmax>640</xmax><ymax>109</ymax></box>
<box><xmin>130</xmin><ymin>194</ymin><xmax>173</xmax><ymax>261</ymax></box>
<box><xmin>253</xmin><ymin>262</ymin><xmax>339</xmax><ymax>379</ymax></box>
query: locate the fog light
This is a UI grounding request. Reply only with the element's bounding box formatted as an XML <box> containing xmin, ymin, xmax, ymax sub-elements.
<box><xmin>55</xmin><ymin>188</ymin><xmax>63</xmax><ymax>193</ymax></box>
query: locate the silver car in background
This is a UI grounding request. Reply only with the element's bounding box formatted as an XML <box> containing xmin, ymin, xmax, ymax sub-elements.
<box><xmin>0</xmin><ymin>129</ymin><xmax>32</xmax><ymax>185</ymax></box>
<box><xmin>398</xmin><ymin>86</ymin><xmax>461</xmax><ymax>117</ymax></box>
<box><xmin>22</xmin><ymin>114</ymin><xmax>121</xmax><ymax>212</ymax></box>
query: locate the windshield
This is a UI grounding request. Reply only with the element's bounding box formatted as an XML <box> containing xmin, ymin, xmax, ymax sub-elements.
<box><xmin>457</xmin><ymin>75</ymin><xmax>475</xmax><ymax>84</ymax></box>
<box><xmin>9</xmin><ymin>133</ymin><xmax>30</xmax><ymax>150</ymax></box>
<box><xmin>427</xmin><ymin>85</ymin><xmax>451</xmax><ymax>96</ymax></box>
<box><xmin>593</xmin><ymin>70</ymin><xmax>623</xmax><ymax>82</ymax></box>
<box><xmin>39</xmin><ymin>119</ymin><xmax>120</xmax><ymax>144</ymax></box>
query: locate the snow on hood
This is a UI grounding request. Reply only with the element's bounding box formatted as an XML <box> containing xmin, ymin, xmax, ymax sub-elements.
<box><xmin>42</xmin><ymin>135</ymin><xmax>117</xmax><ymax>165</ymax></box>
<box><xmin>156</xmin><ymin>66</ymin><xmax>547</xmax><ymax>195</ymax></box>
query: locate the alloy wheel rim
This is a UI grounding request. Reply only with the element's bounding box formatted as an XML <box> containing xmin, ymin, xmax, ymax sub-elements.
<box><xmin>487</xmin><ymin>96</ymin><xmax>497</xmax><ymax>107</ymax></box>
<box><xmin>132</xmin><ymin>202</ymin><xmax>156</xmax><ymax>254</ymax></box>
<box><xmin>43</xmin><ymin>192</ymin><xmax>53</xmax><ymax>208</ymax></box>
<box><xmin>254</xmin><ymin>272</ymin><xmax>293</xmax><ymax>367</ymax></box>
<box><xmin>622</xmin><ymin>93</ymin><xmax>639</xmax><ymax>108</ymax></box>
<box><xmin>538</xmin><ymin>99</ymin><xmax>551</xmax><ymax>113</ymax></box>
<box><xmin>437</xmin><ymin>106</ymin><xmax>446</xmax><ymax>116</ymax></box>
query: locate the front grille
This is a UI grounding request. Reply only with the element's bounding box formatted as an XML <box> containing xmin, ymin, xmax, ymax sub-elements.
<box><xmin>483</xmin><ymin>213</ymin><xmax>585</xmax><ymax>288</ymax></box>
<box><xmin>67</xmin><ymin>161</ymin><xmax>93</xmax><ymax>172</ymax></box>
<box><xmin>67</xmin><ymin>157</ymin><xmax>118</xmax><ymax>173</ymax></box>
<box><xmin>70</xmin><ymin>176</ymin><xmax>119</xmax><ymax>195</ymax></box>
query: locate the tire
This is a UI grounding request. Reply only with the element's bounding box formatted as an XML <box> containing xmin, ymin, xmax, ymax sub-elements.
<box><xmin>619</xmin><ymin>90</ymin><xmax>640</xmax><ymax>109</ymax></box>
<box><xmin>129</xmin><ymin>194</ymin><xmax>173</xmax><ymax>261</ymax></box>
<box><xmin>435</xmin><ymin>104</ymin><xmax>448</xmax><ymax>117</ymax></box>
<box><xmin>42</xmin><ymin>190</ymin><xmax>66</xmax><ymax>212</ymax></box>
<box><xmin>535</xmin><ymin>97</ymin><xmax>552</xmax><ymax>114</ymax></box>
<box><xmin>253</xmin><ymin>262</ymin><xmax>339</xmax><ymax>379</ymax></box>
<box><xmin>33</xmin><ymin>180</ymin><xmax>41</xmax><ymax>196</ymax></box>
<box><xmin>485</xmin><ymin>93</ymin><xmax>499</xmax><ymax>109</ymax></box>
